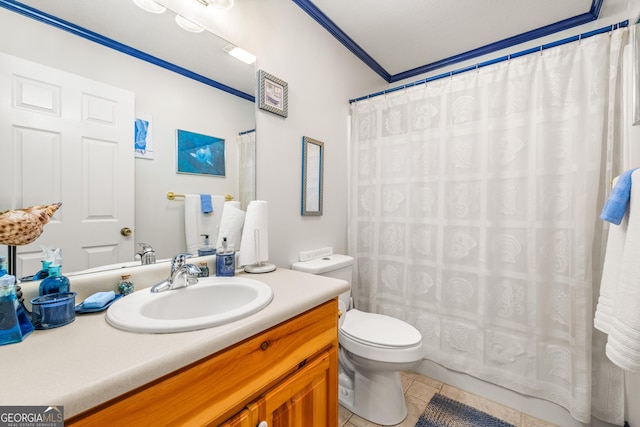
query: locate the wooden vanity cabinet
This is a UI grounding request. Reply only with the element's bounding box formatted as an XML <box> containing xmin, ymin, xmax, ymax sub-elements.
<box><xmin>220</xmin><ymin>348</ymin><xmax>336</xmax><ymax>427</ymax></box>
<box><xmin>66</xmin><ymin>299</ymin><xmax>339</xmax><ymax>427</ymax></box>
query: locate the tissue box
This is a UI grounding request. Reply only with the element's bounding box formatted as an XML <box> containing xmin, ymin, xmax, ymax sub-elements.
<box><xmin>30</xmin><ymin>292</ymin><xmax>77</xmax><ymax>330</ymax></box>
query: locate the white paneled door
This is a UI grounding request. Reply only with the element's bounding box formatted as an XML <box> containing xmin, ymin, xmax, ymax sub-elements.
<box><xmin>0</xmin><ymin>52</ymin><xmax>135</xmax><ymax>277</ymax></box>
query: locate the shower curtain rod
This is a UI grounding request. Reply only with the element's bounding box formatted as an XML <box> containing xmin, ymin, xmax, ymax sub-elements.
<box><xmin>349</xmin><ymin>20</ymin><xmax>629</xmax><ymax>104</ymax></box>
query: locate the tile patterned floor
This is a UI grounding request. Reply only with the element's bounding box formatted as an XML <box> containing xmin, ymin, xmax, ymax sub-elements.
<box><xmin>338</xmin><ymin>371</ymin><xmax>559</xmax><ymax>427</ymax></box>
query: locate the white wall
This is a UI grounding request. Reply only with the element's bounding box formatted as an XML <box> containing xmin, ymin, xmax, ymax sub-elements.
<box><xmin>218</xmin><ymin>0</ymin><xmax>384</xmax><ymax>267</ymax></box>
<box><xmin>0</xmin><ymin>7</ymin><xmax>255</xmax><ymax>261</ymax></box>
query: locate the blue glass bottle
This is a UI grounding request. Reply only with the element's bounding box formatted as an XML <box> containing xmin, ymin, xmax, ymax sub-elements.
<box><xmin>0</xmin><ymin>255</ymin><xmax>7</xmax><ymax>277</ymax></box>
<box><xmin>0</xmin><ymin>275</ymin><xmax>24</xmax><ymax>346</ymax></box>
<box><xmin>39</xmin><ymin>265</ymin><xmax>70</xmax><ymax>296</ymax></box>
<box><xmin>117</xmin><ymin>274</ymin><xmax>134</xmax><ymax>296</ymax></box>
<box><xmin>33</xmin><ymin>260</ymin><xmax>51</xmax><ymax>281</ymax></box>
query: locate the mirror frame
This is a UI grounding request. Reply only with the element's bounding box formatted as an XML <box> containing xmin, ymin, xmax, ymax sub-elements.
<box><xmin>301</xmin><ymin>136</ymin><xmax>324</xmax><ymax>216</ymax></box>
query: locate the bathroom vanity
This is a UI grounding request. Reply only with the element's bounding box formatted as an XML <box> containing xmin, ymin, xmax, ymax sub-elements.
<box><xmin>0</xmin><ymin>266</ymin><xmax>349</xmax><ymax>426</ymax></box>
<box><xmin>69</xmin><ymin>300</ymin><xmax>337</xmax><ymax>426</ymax></box>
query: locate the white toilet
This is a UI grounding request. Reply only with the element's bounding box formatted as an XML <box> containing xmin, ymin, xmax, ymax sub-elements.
<box><xmin>292</xmin><ymin>253</ymin><xmax>424</xmax><ymax>426</ymax></box>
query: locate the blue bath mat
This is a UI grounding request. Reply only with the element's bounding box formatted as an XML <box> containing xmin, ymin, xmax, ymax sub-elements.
<box><xmin>415</xmin><ymin>393</ymin><xmax>517</xmax><ymax>427</ymax></box>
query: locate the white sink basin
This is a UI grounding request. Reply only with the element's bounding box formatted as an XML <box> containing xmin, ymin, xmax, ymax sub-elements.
<box><xmin>106</xmin><ymin>277</ymin><xmax>273</xmax><ymax>333</ymax></box>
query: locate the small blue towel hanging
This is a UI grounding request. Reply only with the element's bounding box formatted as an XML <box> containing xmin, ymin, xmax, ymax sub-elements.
<box><xmin>200</xmin><ymin>194</ymin><xmax>213</xmax><ymax>214</ymax></box>
<box><xmin>600</xmin><ymin>168</ymin><xmax>638</xmax><ymax>225</ymax></box>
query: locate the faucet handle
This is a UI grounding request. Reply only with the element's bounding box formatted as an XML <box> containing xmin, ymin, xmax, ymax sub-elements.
<box><xmin>171</xmin><ymin>253</ymin><xmax>193</xmax><ymax>273</ymax></box>
<box><xmin>137</xmin><ymin>243</ymin><xmax>153</xmax><ymax>254</ymax></box>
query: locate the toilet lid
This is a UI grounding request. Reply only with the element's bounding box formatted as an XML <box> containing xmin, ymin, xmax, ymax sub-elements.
<box><xmin>340</xmin><ymin>309</ymin><xmax>421</xmax><ymax>348</ymax></box>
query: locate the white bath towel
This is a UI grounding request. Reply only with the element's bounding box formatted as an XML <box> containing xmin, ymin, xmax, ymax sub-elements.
<box><xmin>594</xmin><ymin>176</ymin><xmax>628</xmax><ymax>334</ymax></box>
<box><xmin>595</xmin><ymin>169</ymin><xmax>640</xmax><ymax>372</ymax></box>
<box><xmin>184</xmin><ymin>194</ymin><xmax>226</xmax><ymax>255</ymax></box>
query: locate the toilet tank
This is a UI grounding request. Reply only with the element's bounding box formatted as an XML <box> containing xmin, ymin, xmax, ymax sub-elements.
<box><xmin>291</xmin><ymin>254</ymin><xmax>354</xmax><ymax>311</ymax></box>
<box><xmin>291</xmin><ymin>254</ymin><xmax>353</xmax><ymax>283</ymax></box>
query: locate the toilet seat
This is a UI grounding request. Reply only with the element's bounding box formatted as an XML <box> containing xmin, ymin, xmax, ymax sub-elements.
<box><xmin>340</xmin><ymin>309</ymin><xmax>421</xmax><ymax>348</ymax></box>
<box><xmin>339</xmin><ymin>309</ymin><xmax>424</xmax><ymax>364</ymax></box>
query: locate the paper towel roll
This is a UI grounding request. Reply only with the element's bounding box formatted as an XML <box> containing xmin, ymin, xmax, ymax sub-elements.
<box><xmin>239</xmin><ymin>200</ymin><xmax>269</xmax><ymax>266</ymax></box>
<box><xmin>215</xmin><ymin>202</ymin><xmax>246</xmax><ymax>250</ymax></box>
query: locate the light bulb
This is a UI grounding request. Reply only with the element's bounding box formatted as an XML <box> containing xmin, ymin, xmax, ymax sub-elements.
<box><xmin>175</xmin><ymin>15</ymin><xmax>205</xmax><ymax>33</ymax></box>
<box><xmin>131</xmin><ymin>0</ymin><xmax>166</xmax><ymax>14</ymax></box>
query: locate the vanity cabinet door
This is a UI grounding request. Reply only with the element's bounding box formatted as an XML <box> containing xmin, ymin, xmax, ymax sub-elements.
<box><xmin>218</xmin><ymin>408</ymin><xmax>252</xmax><ymax>427</ymax></box>
<box><xmin>253</xmin><ymin>347</ymin><xmax>338</xmax><ymax>427</ymax></box>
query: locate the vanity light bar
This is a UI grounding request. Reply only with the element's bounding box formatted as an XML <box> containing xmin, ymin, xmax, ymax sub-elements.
<box><xmin>223</xmin><ymin>44</ymin><xmax>256</xmax><ymax>65</ymax></box>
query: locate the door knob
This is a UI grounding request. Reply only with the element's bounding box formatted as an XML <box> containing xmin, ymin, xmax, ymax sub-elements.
<box><xmin>120</xmin><ymin>227</ymin><xmax>132</xmax><ymax>236</ymax></box>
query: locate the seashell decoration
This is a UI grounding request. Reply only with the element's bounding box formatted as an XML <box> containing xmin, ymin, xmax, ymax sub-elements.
<box><xmin>0</xmin><ymin>203</ymin><xmax>61</xmax><ymax>246</ymax></box>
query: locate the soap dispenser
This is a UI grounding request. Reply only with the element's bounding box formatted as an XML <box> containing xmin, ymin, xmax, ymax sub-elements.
<box><xmin>39</xmin><ymin>249</ymin><xmax>70</xmax><ymax>296</ymax></box>
<box><xmin>33</xmin><ymin>246</ymin><xmax>55</xmax><ymax>281</ymax></box>
<box><xmin>198</xmin><ymin>234</ymin><xmax>216</xmax><ymax>256</ymax></box>
<box><xmin>216</xmin><ymin>237</ymin><xmax>235</xmax><ymax>277</ymax></box>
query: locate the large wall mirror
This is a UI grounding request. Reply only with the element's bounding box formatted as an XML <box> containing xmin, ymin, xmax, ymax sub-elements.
<box><xmin>0</xmin><ymin>0</ymin><xmax>256</xmax><ymax>278</ymax></box>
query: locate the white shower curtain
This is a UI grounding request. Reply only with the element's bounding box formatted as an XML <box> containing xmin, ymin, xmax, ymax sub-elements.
<box><xmin>237</xmin><ymin>130</ymin><xmax>256</xmax><ymax>210</ymax></box>
<box><xmin>348</xmin><ymin>29</ymin><xmax>627</xmax><ymax>424</ymax></box>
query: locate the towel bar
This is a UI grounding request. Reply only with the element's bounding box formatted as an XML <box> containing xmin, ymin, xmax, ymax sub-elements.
<box><xmin>167</xmin><ymin>192</ymin><xmax>233</xmax><ymax>201</ymax></box>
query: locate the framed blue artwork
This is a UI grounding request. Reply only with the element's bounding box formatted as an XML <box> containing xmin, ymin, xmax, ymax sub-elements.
<box><xmin>134</xmin><ymin>113</ymin><xmax>154</xmax><ymax>159</ymax></box>
<box><xmin>176</xmin><ymin>129</ymin><xmax>226</xmax><ymax>177</ymax></box>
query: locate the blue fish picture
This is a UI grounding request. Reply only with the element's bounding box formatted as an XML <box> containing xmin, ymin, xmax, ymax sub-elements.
<box><xmin>177</xmin><ymin>129</ymin><xmax>225</xmax><ymax>177</ymax></box>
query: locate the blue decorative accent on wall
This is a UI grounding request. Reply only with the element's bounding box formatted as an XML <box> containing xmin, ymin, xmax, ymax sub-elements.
<box><xmin>291</xmin><ymin>0</ymin><xmax>390</xmax><ymax>81</ymax></box>
<box><xmin>0</xmin><ymin>0</ymin><xmax>255</xmax><ymax>102</ymax></box>
<box><xmin>294</xmin><ymin>0</ymin><xmax>604</xmax><ymax>83</ymax></box>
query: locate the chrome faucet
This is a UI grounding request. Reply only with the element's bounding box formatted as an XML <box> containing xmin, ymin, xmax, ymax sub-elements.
<box><xmin>150</xmin><ymin>253</ymin><xmax>201</xmax><ymax>293</ymax></box>
<box><xmin>136</xmin><ymin>243</ymin><xmax>156</xmax><ymax>265</ymax></box>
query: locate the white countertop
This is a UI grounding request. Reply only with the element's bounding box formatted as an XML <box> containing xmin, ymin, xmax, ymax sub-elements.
<box><xmin>0</xmin><ymin>268</ymin><xmax>349</xmax><ymax>418</ymax></box>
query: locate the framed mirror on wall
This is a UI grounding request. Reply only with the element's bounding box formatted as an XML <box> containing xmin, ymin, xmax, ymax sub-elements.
<box><xmin>301</xmin><ymin>136</ymin><xmax>324</xmax><ymax>216</ymax></box>
<box><xmin>0</xmin><ymin>0</ymin><xmax>257</xmax><ymax>278</ymax></box>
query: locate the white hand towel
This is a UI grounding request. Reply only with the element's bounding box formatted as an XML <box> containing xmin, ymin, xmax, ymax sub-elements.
<box><xmin>184</xmin><ymin>194</ymin><xmax>226</xmax><ymax>255</ymax></box>
<box><xmin>599</xmin><ymin>170</ymin><xmax>640</xmax><ymax>372</ymax></box>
